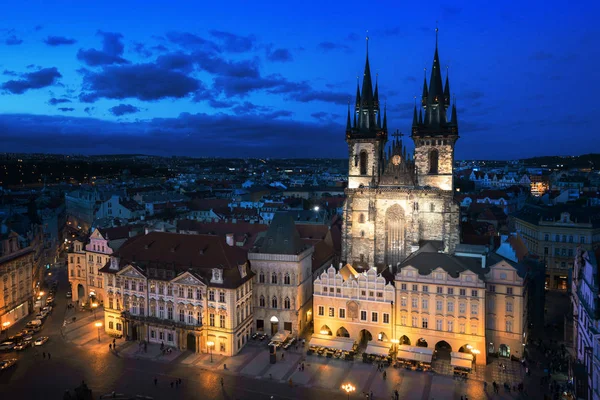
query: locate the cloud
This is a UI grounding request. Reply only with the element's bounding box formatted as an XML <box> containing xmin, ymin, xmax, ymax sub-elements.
<box><xmin>84</xmin><ymin>107</ymin><xmax>94</xmax><ymax>115</ymax></box>
<box><xmin>44</xmin><ymin>36</ymin><xmax>77</xmax><ymax>46</ymax></box>
<box><xmin>109</xmin><ymin>103</ymin><xmax>140</xmax><ymax>116</ymax></box>
<box><xmin>207</xmin><ymin>99</ymin><xmax>236</xmax><ymax>109</ymax></box>
<box><xmin>461</xmin><ymin>90</ymin><xmax>484</xmax><ymax>100</ymax></box>
<box><xmin>58</xmin><ymin>107</ymin><xmax>75</xmax><ymax>112</ymax></box>
<box><xmin>0</xmin><ymin>112</ymin><xmax>345</xmax><ymax>158</ymax></box>
<box><xmin>266</xmin><ymin>48</ymin><xmax>293</xmax><ymax>62</ymax></box>
<box><xmin>209</xmin><ymin>30</ymin><xmax>255</xmax><ymax>53</ymax></box>
<box><xmin>311</xmin><ymin>112</ymin><xmax>342</xmax><ymax>121</ymax></box>
<box><xmin>156</xmin><ymin>52</ymin><xmax>196</xmax><ymax>73</ymax></box>
<box><xmin>1</xmin><ymin>67</ymin><xmax>62</xmax><ymax>94</ymax></box>
<box><xmin>166</xmin><ymin>31</ymin><xmax>220</xmax><ymax>53</ymax></box>
<box><xmin>34</xmin><ymin>25</ymin><xmax>43</xmax><ymax>31</ymax></box>
<box><xmin>79</xmin><ymin>63</ymin><xmax>202</xmax><ymax>102</ymax></box>
<box><xmin>48</xmin><ymin>97</ymin><xmax>72</xmax><ymax>106</ymax></box>
<box><xmin>346</xmin><ymin>33</ymin><xmax>360</xmax><ymax>41</ymax></box>
<box><xmin>318</xmin><ymin>41</ymin><xmax>351</xmax><ymax>53</ymax></box>
<box><xmin>530</xmin><ymin>51</ymin><xmax>553</xmax><ymax>61</ymax></box>
<box><xmin>3</xmin><ymin>70</ymin><xmax>17</xmax><ymax>76</ymax></box>
<box><xmin>77</xmin><ymin>31</ymin><xmax>129</xmax><ymax>66</ymax></box>
<box><xmin>5</xmin><ymin>35</ymin><xmax>23</xmax><ymax>45</ymax></box>
<box><xmin>132</xmin><ymin>42</ymin><xmax>153</xmax><ymax>58</ymax></box>
<box><xmin>288</xmin><ymin>90</ymin><xmax>349</xmax><ymax>105</ymax></box>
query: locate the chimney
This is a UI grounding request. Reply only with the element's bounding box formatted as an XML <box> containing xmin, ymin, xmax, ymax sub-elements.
<box><xmin>226</xmin><ymin>233</ymin><xmax>234</xmax><ymax>246</ymax></box>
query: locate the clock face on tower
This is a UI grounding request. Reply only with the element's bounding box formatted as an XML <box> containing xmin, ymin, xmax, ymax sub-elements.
<box><xmin>392</xmin><ymin>155</ymin><xmax>402</xmax><ymax>166</ymax></box>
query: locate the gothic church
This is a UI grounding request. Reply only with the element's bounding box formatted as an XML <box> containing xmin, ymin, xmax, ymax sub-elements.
<box><xmin>341</xmin><ymin>34</ymin><xmax>460</xmax><ymax>270</ymax></box>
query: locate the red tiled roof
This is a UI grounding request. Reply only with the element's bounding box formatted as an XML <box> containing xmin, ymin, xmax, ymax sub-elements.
<box><xmin>508</xmin><ymin>235</ymin><xmax>529</xmax><ymax>261</ymax></box>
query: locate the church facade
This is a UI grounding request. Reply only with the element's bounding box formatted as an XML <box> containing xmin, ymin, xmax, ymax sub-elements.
<box><xmin>341</xmin><ymin>37</ymin><xmax>460</xmax><ymax>270</ymax></box>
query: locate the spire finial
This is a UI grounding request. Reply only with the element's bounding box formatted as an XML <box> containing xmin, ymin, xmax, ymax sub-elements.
<box><xmin>366</xmin><ymin>30</ymin><xmax>369</xmax><ymax>56</ymax></box>
<box><xmin>435</xmin><ymin>22</ymin><xmax>439</xmax><ymax>48</ymax></box>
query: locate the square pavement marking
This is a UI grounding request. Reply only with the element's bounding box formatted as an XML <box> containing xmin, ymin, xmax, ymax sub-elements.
<box><xmin>239</xmin><ymin>350</ymin><xmax>271</xmax><ymax>376</ymax></box>
<box><xmin>395</xmin><ymin>369</ymin><xmax>430</xmax><ymax>400</ymax></box>
<box><xmin>343</xmin><ymin>362</ymin><xmax>375</xmax><ymax>393</ymax></box>
<box><xmin>262</xmin><ymin>353</ymin><xmax>302</xmax><ymax>381</ymax></box>
<box><xmin>181</xmin><ymin>352</ymin><xmax>205</xmax><ymax>365</ymax></box>
<box><xmin>72</xmin><ymin>331</ymin><xmax>99</xmax><ymax>345</ymax></box>
<box><xmin>310</xmin><ymin>358</ymin><xmax>349</xmax><ymax>390</ymax></box>
<box><xmin>216</xmin><ymin>347</ymin><xmax>261</xmax><ymax>372</ymax></box>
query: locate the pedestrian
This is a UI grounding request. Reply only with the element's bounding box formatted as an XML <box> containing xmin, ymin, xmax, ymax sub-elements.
<box><xmin>109</xmin><ymin>344</ymin><xmax>112</xmax><ymax>350</ymax></box>
<box><xmin>460</xmin><ymin>396</ymin><xmax>463</xmax><ymax>400</ymax></box>
<box><xmin>175</xmin><ymin>380</ymin><xmax>179</xmax><ymax>388</ymax></box>
<box><xmin>383</xmin><ymin>371</ymin><xmax>387</xmax><ymax>380</ymax></box>
<box><xmin>281</xmin><ymin>353</ymin><xmax>284</xmax><ymax>360</ymax></box>
<box><xmin>302</xmin><ymin>362</ymin><xmax>305</xmax><ymax>371</ymax></box>
<box><xmin>370</xmin><ymin>390</ymin><xmax>373</xmax><ymax>399</ymax></box>
<box><xmin>170</xmin><ymin>382</ymin><xmax>173</xmax><ymax>388</ymax></box>
<box><xmin>48</xmin><ymin>353</ymin><xmax>51</xmax><ymax>359</ymax></box>
<box><xmin>43</xmin><ymin>352</ymin><xmax>46</xmax><ymax>359</ymax></box>
<box><xmin>178</xmin><ymin>378</ymin><xmax>182</xmax><ymax>385</ymax></box>
<box><xmin>288</xmin><ymin>378</ymin><xmax>293</xmax><ymax>388</ymax></box>
<box><xmin>221</xmin><ymin>377</ymin><xmax>224</xmax><ymax>387</ymax></box>
<box><xmin>394</xmin><ymin>389</ymin><xmax>399</xmax><ymax>400</ymax></box>
<box><xmin>154</xmin><ymin>378</ymin><xmax>157</xmax><ymax>386</ymax></box>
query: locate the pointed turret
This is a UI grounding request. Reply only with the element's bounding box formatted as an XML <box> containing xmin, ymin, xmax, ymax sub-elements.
<box><xmin>451</xmin><ymin>97</ymin><xmax>458</xmax><ymax>128</ymax></box>
<box><xmin>418</xmin><ymin>108</ymin><xmax>423</xmax><ymax>124</ymax></box>
<box><xmin>443</xmin><ymin>66</ymin><xmax>451</xmax><ymax>105</ymax></box>
<box><xmin>361</xmin><ymin>42</ymin><xmax>374</xmax><ymax>104</ymax></box>
<box><xmin>412</xmin><ymin>103</ymin><xmax>418</xmax><ymax>127</ymax></box>
<box><xmin>355</xmin><ymin>79</ymin><xmax>361</xmax><ymax>111</ymax></box>
<box><xmin>428</xmin><ymin>30</ymin><xmax>444</xmax><ymax>106</ymax></box>
<box><xmin>374</xmin><ymin>74</ymin><xmax>379</xmax><ymax>109</ymax></box>
<box><xmin>346</xmin><ymin>102</ymin><xmax>352</xmax><ymax>131</ymax></box>
<box><xmin>383</xmin><ymin>104</ymin><xmax>387</xmax><ymax>131</ymax></box>
<box><xmin>421</xmin><ymin>69</ymin><xmax>428</xmax><ymax>107</ymax></box>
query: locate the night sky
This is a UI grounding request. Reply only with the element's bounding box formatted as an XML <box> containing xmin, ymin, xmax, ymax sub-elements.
<box><xmin>0</xmin><ymin>1</ymin><xmax>597</xmax><ymax>159</ymax></box>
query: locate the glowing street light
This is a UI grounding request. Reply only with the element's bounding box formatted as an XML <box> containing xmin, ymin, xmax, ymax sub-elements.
<box><xmin>2</xmin><ymin>321</ymin><xmax>10</xmax><ymax>339</ymax></box>
<box><xmin>91</xmin><ymin>302</ymin><xmax>98</xmax><ymax>320</ymax></box>
<box><xmin>320</xmin><ymin>329</ymin><xmax>330</xmax><ymax>335</ymax></box>
<box><xmin>94</xmin><ymin>322</ymin><xmax>102</xmax><ymax>342</ymax></box>
<box><xmin>207</xmin><ymin>340</ymin><xmax>215</xmax><ymax>362</ymax></box>
<box><xmin>341</xmin><ymin>383</ymin><xmax>355</xmax><ymax>400</ymax></box>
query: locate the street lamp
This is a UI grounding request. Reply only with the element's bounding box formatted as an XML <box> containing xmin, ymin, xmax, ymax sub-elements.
<box><xmin>391</xmin><ymin>338</ymin><xmax>400</xmax><ymax>353</ymax></box>
<box><xmin>341</xmin><ymin>383</ymin><xmax>355</xmax><ymax>400</ymax></box>
<box><xmin>207</xmin><ymin>341</ymin><xmax>214</xmax><ymax>362</ymax></box>
<box><xmin>91</xmin><ymin>302</ymin><xmax>98</xmax><ymax>320</ymax></box>
<box><xmin>2</xmin><ymin>321</ymin><xmax>10</xmax><ymax>339</ymax></box>
<box><xmin>94</xmin><ymin>322</ymin><xmax>102</xmax><ymax>342</ymax></box>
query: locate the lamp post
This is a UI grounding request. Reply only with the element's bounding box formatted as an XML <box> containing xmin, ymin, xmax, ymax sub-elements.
<box><xmin>207</xmin><ymin>341</ymin><xmax>214</xmax><ymax>362</ymax></box>
<box><xmin>341</xmin><ymin>383</ymin><xmax>355</xmax><ymax>400</ymax></box>
<box><xmin>94</xmin><ymin>322</ymin><xmax>102</xmax><ymax>342</ymax></box>
<box><xmin>2</xmin><ymin>321</ymin><xmax>10</xmax><ymax>339</ymax></box>
<box><xmin>391</xmin><ymin>339</ymin><xmax>400</xmax><ymax>355</ymax></box>
<box><xmin>91</xmin><ymin>302</ymin><xmax>98</xmax><ymax>320</ymax></box>
<box><xmin>471</xmin><ymin>348</ymin><xmax>480</xmax><ymax>371</ymax></box>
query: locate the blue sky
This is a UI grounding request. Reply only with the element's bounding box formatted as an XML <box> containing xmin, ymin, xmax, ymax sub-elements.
<box><xmin>0</xmin><ymin>0</ymin><xmax>597</xmax><ymax>159</ymax></box>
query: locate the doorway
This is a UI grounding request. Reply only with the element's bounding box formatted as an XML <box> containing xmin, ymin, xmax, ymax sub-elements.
<box><xmin>270</xmin><ymin>316</ymin><xmax>279</xmax><ymax>335</ymax></box>
<box><xmin>77</xmin><ymin>284</ymin><xmax>85</xmax><ymax>300</ymax></box>
<box><xmin>187</xmin><ymin>333</ymin><xmax>196</xmax><ymax>352</ymax></box>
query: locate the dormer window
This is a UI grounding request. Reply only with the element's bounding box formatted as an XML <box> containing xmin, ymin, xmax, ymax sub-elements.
<box><xmin>211</xmin><ymin>268</ymin><xmax>223</xmax><ymax>284</ymax></box>
<box><xmin>109</xmin><ymin>257</ymin><xmax>119</xmax><ymax>271</ymax></box>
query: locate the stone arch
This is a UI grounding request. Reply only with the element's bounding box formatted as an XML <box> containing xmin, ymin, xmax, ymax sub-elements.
<box><xmin>416</xmin><ymin>338</ymin><xmax>428</xmax><ymax>348</ymax></box>
<box><xmin>429</xmin><ymin>149</ymin><xmax>439</xmax><ymax>174</ymax></box>
<box><xmin>320</xmin><ymin>325</ymin><xmax>332</xmax><ymax>336</ymax></box>
<box><xmin>385</xmin><ymin>204</ymin><xmax>405</xmax><ymax>266</ymax></box>
<box><xmin>499</xmin><ymin>344</ymin><xmax>510</xmax><ymax>358</ymax></box>
<box><xmin>360</xmin><ymin>151</ymin><xmax>368</xmax><ymax>175</ymax></box>
<box><xmin>377</xmin><ymin>332</ymin><xmax>389</xmax><ymax>342</ymax></box>
<box><xmin>399</xmin><ymin>335</ymin><xmax>411</xmax><ymax>345</ymax></box>
<box><xmin>359</xmin><ymin>329</ymin><xmax>373</xmax><ymax>343</ymax></box>
<box><xmin>358</xmin><ymin>213</ymin><xmax>365</xmax><ymax>223</ymax></box>
<box><xmin>435</xmin><ymin>340</ymin><xmax>452</xmax><ymax>361</ymax></box>
<box><xmin>336</xmin><ymin>326</ymin><xmax>350</xmax><ymax>337</ymax></box>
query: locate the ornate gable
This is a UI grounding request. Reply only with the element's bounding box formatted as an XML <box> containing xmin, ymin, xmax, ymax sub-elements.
<box><xmin>172</xmin><ymin>271</ymin><xmax>204</xmax><ymax>287</ymax></box>
<box><xmin>117</xmin><ymin>264</ymin><xmax>145</xmax><ymax>278</ymax></box>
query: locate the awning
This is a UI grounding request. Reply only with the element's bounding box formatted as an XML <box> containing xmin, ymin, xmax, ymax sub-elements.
<box><xmin>308</xmin><ymin>336</ymin><xmax>355</xmax><ymax>352</ymax></box>
<box><xmin>450</xmin><ymin>352</ymin><xmax>473</xmax><ymax>369</ymax></box>
<box><xmin>397</xmin><ymin>345</ymin><xmax>434</xmax><ymax>363</ymax></box>
<box><xmin>365</xmin><ymin>343</ymin><xmax>391</xmax><ymax>357</ymax></box>
<box><xmin>272</xmin><ymin>330</ymin><xmax>291</xmax><ymax>343</ymax></box>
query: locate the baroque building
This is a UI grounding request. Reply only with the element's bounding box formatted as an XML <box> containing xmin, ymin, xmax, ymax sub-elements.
<box><xmin>342</xmin><ymin>35</ymin><xmax>460</xmax><ymax>270</ymax></box>
<box><xmin>100</xmin><ymin>232</ymin><xmax>254</xmax><ymax>357</ymax></box>
<box><xmin>249</xmin><ymin>213</ymin><xmax>315</xmax><ymax>336</ymax></box>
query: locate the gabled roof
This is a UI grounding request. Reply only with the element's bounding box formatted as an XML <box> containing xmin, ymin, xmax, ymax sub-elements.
<box><xmin>253</xmin><ymin>212</ymin><xmax>307</xmax><ymax>255</ymax></box>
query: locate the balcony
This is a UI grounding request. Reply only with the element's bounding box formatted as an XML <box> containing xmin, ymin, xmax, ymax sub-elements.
<box><xmin>121</xmin><ymin>312</ymin><xmax>203</xmax><ymax>332</ymax></box>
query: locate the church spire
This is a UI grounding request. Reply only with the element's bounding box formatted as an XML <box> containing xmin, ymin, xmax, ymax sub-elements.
<box><xmin>451</xmin><ymin>96</ymin><xmax>458</xmax><ymax>128</ymax></box>
<box><xmin>444</xmin><ymin>66</ymin><xmax>451</xmax><ymax>106</ymax></box>
<box><xmin>346</xmin><ymin>101</ymin><xmax>352</xmax><ymax>130</ymax></box>
<box><xmin>383</xmin><ymin>103</ymin><xmax>387</xmax><ymax>131</ymax></box>
<box><xmin>412</xmin><ymin>97</ymin><xmax>418</xmax><ymax>128</ymax></box>
<box><xmin>361</xmin><ymin>36</ymin><xmax>374</xmax><ymax>104</ymax></box>
<box><xmin>428</xmin><ymin>27</ymin><xmax>444</xmax><ymax>105</ymax></box>
<box><xmin>421</xmin><ymin>68</ymin><xmax>428</xmax><ymax>107</ymax></box>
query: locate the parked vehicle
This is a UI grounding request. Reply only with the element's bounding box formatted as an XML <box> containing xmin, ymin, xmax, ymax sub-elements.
<box><xmin>0</xmin><ymin>341</ymin><xmax>15</xmax><ymax>352</ymax></box>
<box><xmin>0</xmin><ymin>358</ymin><xmax>17</xmax><ymax>371</ymax></box>
<box><xmin>26</xmin><ymin>319</ymin><xmax>43</xmax><ymax>328</ymax></box>
<box><xmin>34</xmin><ymin>336</ymin><xmax>49</xmax><ymax>346</ymax></box>
<box><xmin>14</xmin><ymin>341</ymin><xmax>31</xmax><ymax>351</ymax></box>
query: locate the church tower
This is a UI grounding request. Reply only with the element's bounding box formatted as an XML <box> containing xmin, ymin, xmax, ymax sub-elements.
<box><xmin>411</xmin><ymin>29</ymin><xmax>459</xmax><ymax>191</ymax></box>
<box><xmin>346</xmin><ymin>37</ymin><xmax>387</xmax><ymax>189</ymax></box>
